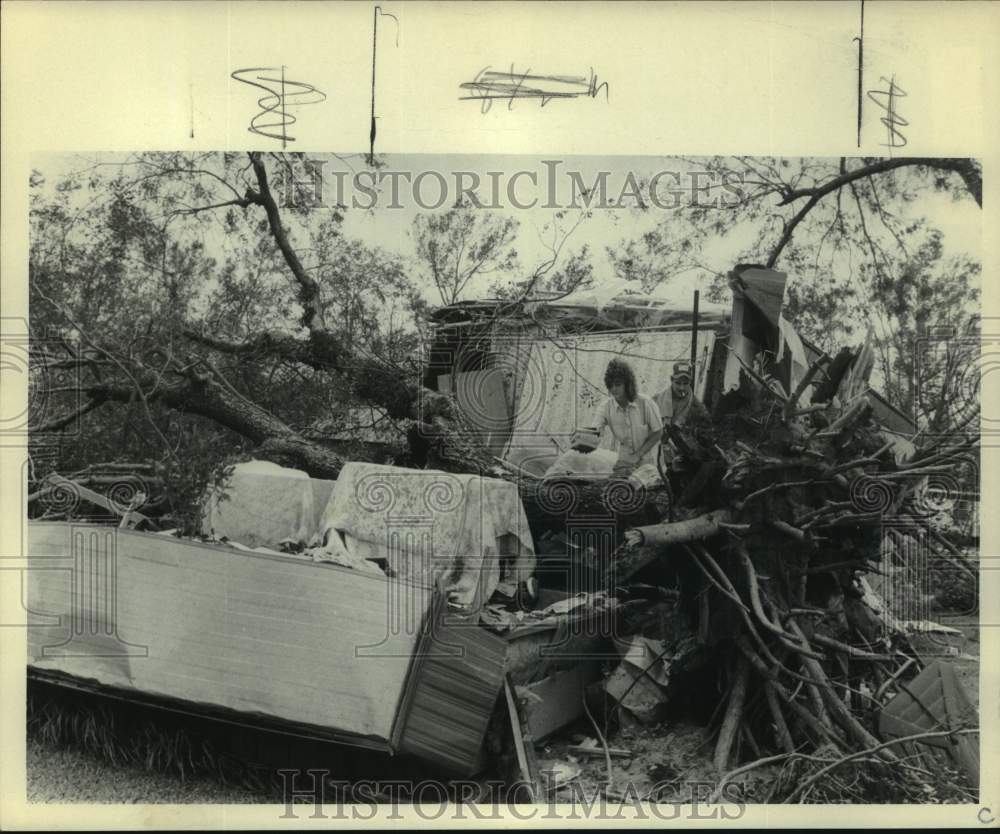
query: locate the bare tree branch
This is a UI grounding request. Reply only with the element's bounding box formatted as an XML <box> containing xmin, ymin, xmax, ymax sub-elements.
<box><xmin>32</xmin><ymin>394</ymin><xmax>109</xmax><ymax>433</ymax></box>
<box><xmin>767</xmin><ymin>157</ymin><xmax>981</xmax><ymax>267</ymax></box>
<box><xmin>247</xmin><ymin>152</ymin><xmax>327</xmax><ymax>333</ymax></box>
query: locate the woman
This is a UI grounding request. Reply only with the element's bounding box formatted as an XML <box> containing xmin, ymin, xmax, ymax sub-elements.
<box><xmin>590</xmin><ymin>358</ymin><xmax>663</xmax><ymax>477</ymax></box>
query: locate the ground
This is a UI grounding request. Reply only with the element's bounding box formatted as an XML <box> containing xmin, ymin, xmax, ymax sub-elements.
<box><xmin>25</xmin><ymin>734</ymin><xmax>275</xmax><ymax>803</ymax></box>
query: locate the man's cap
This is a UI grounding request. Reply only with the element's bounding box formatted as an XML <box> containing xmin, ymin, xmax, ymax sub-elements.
<box><xmin>672</xmin><ymin>361</ymin><xmax>693</xmax><ymax>379</ymax></box>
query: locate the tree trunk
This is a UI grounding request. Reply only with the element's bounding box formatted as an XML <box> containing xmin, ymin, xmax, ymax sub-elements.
<box><xmin>633</xmin><ymin>509</ymin><xmax>733</xmax><ymax>547</ymax></box>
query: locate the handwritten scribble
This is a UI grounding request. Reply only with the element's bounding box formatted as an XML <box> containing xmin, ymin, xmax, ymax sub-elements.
<box><xmin>231</xmin><ymin>67</ymin><xmax>327</xmax><ymax>148</ymax></box>
<box><xmin>867</xmin><ymin>75</ymin><xmax>907</xmax><ymax>149</ymax></box>
<box><xmin>459</xmin><ymin>65</ymin><xmax>609</xmax><ymax>113</ymax></box>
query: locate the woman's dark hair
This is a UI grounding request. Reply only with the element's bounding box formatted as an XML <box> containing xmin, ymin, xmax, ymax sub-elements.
<box><xmin>604</xmin><ymin>358</ymin><xmax>638</xmax><ymax>402</ymax></box>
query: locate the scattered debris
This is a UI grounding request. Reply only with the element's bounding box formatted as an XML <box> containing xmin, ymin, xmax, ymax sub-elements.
<box><xmin>25</xmin><ymin>266</ymin><xmax>979</xmax><ymax>803</ymax></box>
<box><xmin>878</xmin><ymin>660</ymin><xmax>979</xmax><ymax>784</ymax></box>
<box><xmin>566</xmin><ymin>743</ymin><xmax>633</xmax><ymax>760</ymax></box>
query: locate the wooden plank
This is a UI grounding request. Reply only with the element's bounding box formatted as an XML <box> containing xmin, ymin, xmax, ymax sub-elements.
<box><xmin>27</xmin><ymin>522</ymin><xmax>431</xmax><ymax>743</ymax></box>
<box><xmin>503</xmin><ymin>675</ymin><xmax>544</xmax><ymax>800</ymax></box>
<box><xmin>452</xmin><ymin>369</ymin><xmax>511</xmax><ymax>456</ymax></box>
<box><xmin>37</xmin><ymin>475</ymin><xmax>151</xmax><ymax>527</ymax></box>
<box><xmin>395</xmin><ymin>606</ymin><xmax>507</xmax><ymax>775</ymax></box>
<box><xmin>567</xmin><ymin>744</ymin><xmax>632</xmax><ymax>759</ymax></box>
<box><xmin>878</xmin><ymin>660</ymin><xmax>980</xmax><ymax>784</ymax></box>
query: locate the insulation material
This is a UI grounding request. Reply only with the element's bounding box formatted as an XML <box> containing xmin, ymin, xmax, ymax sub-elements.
<box><xmin>315</xmin><ymin>463</ymin><xmax>536</xmax><ymax>608</ymax></box>
<box><xmin>505</xmin><ymin>445</ymin><xmax>561</xmax><ymax>478</ymax></box>
<box><xmin>201</xmin><ymin>460</ymin><xmax>328</xmax><ymax>548</ymax></box>
<box><xmin>542</xmin><ymin>450</ymin><xmax>661</xmax><ymax>488</ymax></box>
<box><xmin>503</xmin><ymin>330</ymin><xmax>713</xmax><ymax>466</ymax></box>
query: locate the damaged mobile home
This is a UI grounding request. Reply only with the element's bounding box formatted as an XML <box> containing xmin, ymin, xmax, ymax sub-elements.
<box><xmin>26</xmin><ymin>265</ymin><xmax>979</xmax><ymax>800</ymax></box>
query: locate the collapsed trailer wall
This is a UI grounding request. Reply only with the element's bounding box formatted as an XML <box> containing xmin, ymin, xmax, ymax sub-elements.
<box><xmin>26</xmin><ymin>523</ymin><xmax>430</xmax><ymax>747</ymax></box>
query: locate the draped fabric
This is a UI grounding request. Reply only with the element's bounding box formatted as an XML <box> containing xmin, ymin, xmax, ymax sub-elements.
<box><xmin>201</xmin><ymin>460</ymin><xmax>330</xmax><ymax>548</ymax></box>
<box><xmin>314</xmin><ymin>463</ymin><xmax>536</xmax><ymax>608</ymax></box>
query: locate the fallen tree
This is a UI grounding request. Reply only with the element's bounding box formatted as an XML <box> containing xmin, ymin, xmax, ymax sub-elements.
<box><xmin>596</xmin><ymin>364</ymin><xmax>979</xmax><ymax>794</ymax></box>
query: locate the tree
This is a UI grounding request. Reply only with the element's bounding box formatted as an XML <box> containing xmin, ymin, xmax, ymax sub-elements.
<box><xmin>610</xmin><ymin>156</ymin><xmax>982</xmax><ymax>428</ymax></box>
<box><xmin>28</xmin><ymin>153</ymin><xmax>981</xmax><ymax>530</ymax></box>
<box><xmin>412</xmin><ymin>200</ymin><xmax>519</xmax><ymax>305</ymax></box>
<box><xmin>487</xmin><ymin>210</ymin><xmax>594</xmax><ymax>300</ymax></box>
<box><xmin>28</xmin><ymin>152</ymin><xmax>454</xmax><ymax>526</ymax></box>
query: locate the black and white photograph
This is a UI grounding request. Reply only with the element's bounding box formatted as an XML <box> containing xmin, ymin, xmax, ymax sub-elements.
<box><xmin>1</xmin><ymin>1</ymin><xmax>996</xmax><ymax>829</ymax></box>
<box><xmin>19</xmin><ymin>149</ymin><xmax>983</xmax><ymax>809</ymax></box>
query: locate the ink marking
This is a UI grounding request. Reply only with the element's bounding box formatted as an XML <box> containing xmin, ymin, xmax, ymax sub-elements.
<box><xmin>231</xmin><ymin>67</ymin><xmax>327</xmax><ymax>148</ymax></box>
<box><xmin>853</xmin><ymin>0</ymin><xmax>864</xmax><ymax>147</ymax></box>
<box><xmin>866</xmin><ymin>74</ymin><xmax>907</xmax><ymax>150</ymax></box>
<box><xmin>370</xmin><ymin>7</ymin><xmax>400</xmax><ymax>165</ymax></box>
<box><xmin>460</xmin><ymin>65</ymin><xmax>609</xmax><ymax>114</ymax></box>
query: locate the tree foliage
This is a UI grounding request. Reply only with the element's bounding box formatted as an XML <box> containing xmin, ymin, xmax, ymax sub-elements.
<box><xmin>28</xmin><ymin>153</ymin><xmax>429</xmax><ymax>526</ymax></box>
<box><xmin>606</xmin><ymin>156</ymin><xmax>981</xmax><ymax>428</ymax></box>
<box><xmin>412</xmin><ymin>200</ymin><xmax>519</xmax><ymax>305</ymax></box>
<box><xmin>26</xmin><ymin>153</ymin><xmax>981</xmax><ymax>529</ymax></box>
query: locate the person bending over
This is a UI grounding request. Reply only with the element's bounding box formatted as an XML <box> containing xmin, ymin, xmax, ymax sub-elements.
<box><xmin>591</xmin><ymin>358</ymin><xmax>663</xmax><ymax>477</ymax></box>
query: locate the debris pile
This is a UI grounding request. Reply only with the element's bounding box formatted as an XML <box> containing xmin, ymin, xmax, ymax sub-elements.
<box><xmin>503</xmin><ymin>356</ymin><xmax>980</xmax><ymax>802</ymax></box>
<box><xmin>25</xmin><ymin>270</ymin><xmax>980</xmax><ymax>802</ymax></box>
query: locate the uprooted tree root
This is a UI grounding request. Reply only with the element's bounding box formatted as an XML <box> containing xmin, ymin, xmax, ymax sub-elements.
<box><xmin>591</xmin><ymin>368</ymin><xmax>980</xmax><ymax>801</ymax></box>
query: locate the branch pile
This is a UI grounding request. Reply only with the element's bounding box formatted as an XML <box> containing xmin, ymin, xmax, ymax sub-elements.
<box><xmin>604</xmin><ymin>367</ymin><xmax>978</xmax><ymax>797</ymax></box>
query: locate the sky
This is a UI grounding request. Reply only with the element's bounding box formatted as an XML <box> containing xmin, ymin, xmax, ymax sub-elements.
<box><xmin>33</xmin><ymin>151</ymin><xmax>982</xmax><ymax>322</ymax></box>
<box><xmin>327</xmin><ymin>153</ymin><xmax>982</xmax><ymax>311</ymax></box>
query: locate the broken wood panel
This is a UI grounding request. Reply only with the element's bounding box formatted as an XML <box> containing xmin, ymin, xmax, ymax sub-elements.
<box><xmin>451</xmin><ymin>369</ymin><xmax>512</xmax><ymax>456</ymax></box>
<box><xmin>521</xmin><ymin>661</ymin><xmax>602</xmax><ymax>740</ymax></box>
<box><xmin>395</xmin><ymin>608</ymin><xmax>507</xmax><ymax>775</ymax></box>
<box><xmin>27</xmin><ymin>522</ymin><xmax>431</xmax><ymax>744</ymax></box>
<box><xmin>878</xmin><ymin>659</ymin><xmax>979</xmax><ymax>784</ymax></box>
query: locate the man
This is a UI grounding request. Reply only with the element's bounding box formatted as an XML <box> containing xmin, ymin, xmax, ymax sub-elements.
<box><xmin>654</xmin><ymin>361</ymin><xmax>710</xmax><ymax>470</ymax></box>
<box><xmin>654</xmin><ymin>361</ymin><xmax>708</xmax><ymax>427</ymax></box>
<box><xmin>589</xmin><ymin>358</ymin><xmax>663</xmax><ymax>477</ymax></box>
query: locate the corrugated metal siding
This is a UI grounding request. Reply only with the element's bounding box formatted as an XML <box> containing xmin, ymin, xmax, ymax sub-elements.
<box><xmin>27</xmin><ymin>523</ymin><xmax>431</xmax><ymax>744</ymax></box>
<box><xmin>395</xmin><ymin>605</ymin><xmax>507</xmax><ymax>775</ymax></box>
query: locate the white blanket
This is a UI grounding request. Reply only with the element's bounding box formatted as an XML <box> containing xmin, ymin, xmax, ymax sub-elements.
<box><xmin>201</xmin><ymin>460</ymin><xmax>336</xmax><ymax>548</ymax></box>
<box><xmin>314</xmin><ymin>462</ymin><xmax>537</xmax><ymax>607</ymax></box>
